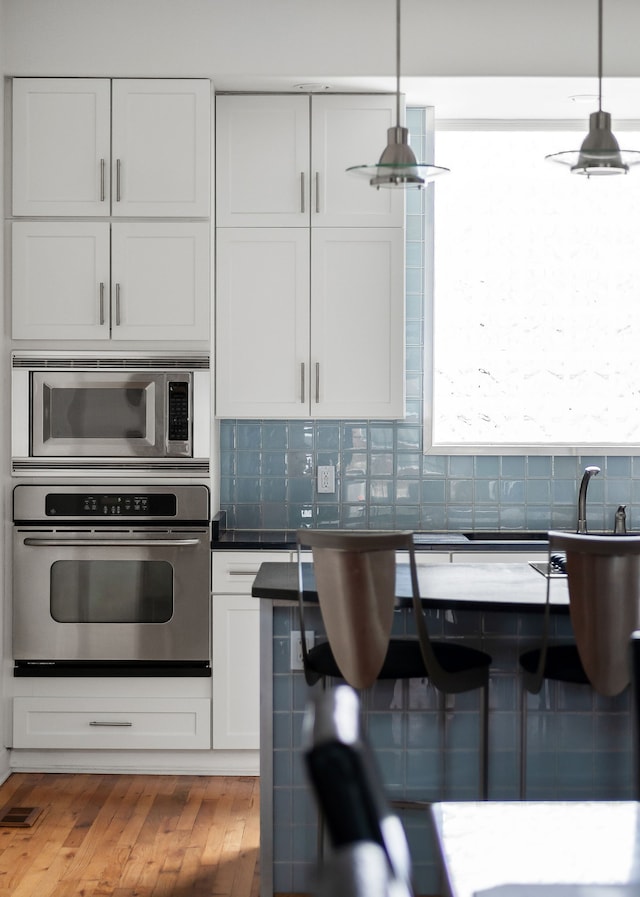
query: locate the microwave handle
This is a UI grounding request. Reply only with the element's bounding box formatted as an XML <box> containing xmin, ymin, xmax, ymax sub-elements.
<box><xmin>23</xmin><ymin>538</ymin><xmax>202</xmax><ymax>548</ymax></box>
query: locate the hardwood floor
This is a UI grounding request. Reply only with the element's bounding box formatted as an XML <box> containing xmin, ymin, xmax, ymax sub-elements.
<box><xmin>0</xmin><ymin>772</ymin><xmax>260</xmax><ymax>897</ymax></box>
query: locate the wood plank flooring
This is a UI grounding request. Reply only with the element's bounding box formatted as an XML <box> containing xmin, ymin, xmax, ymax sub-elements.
<box><xmin>0</xmin><ymin>773</ymin><xmax>260</xmax><ymax>897</ymax></box>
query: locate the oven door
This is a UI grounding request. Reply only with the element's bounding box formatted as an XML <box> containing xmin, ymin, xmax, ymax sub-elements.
<box><xmin>13</xmin><ymin>526</ymin><xmax>210</xmax><ymax>666</ymax></box>
<box><xmin>30</xmin><ymin>371</ymin><xmax>191</xmax><ymax>458</ymax></box>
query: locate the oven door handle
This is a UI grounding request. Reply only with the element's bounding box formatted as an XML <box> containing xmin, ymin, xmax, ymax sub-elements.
<box><xmin>22</xmin><ymin>538</ymin><xmax>202</xmax><ymax>548</ymax></box>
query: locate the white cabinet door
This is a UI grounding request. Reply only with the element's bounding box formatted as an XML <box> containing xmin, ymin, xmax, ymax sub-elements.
<box><xmin>112</xmin><ymin>79</ymin><xmax>211</xmax><ymax>217</ymax></box>
<box><xmin>111</xmin><ymin>222</ymin><xmax>210</xmax><ymax>341</ymax></box>
<box><xmin>12</xmin><ymin>221</ymin><xmax>110</xmax><ymax>339</ymax></box>
<box><xmin>12</xmin><ymin>78</ymin><xmax>210</xmax><ymax>218</ymax></box>
<box><xmin>12</xmin><ymin>78</ymin><xmax>111</xmax><ymax>216</ymax></box>
<box><xmin>216</xmin><ymin>94</ymin><xmax>309</xmax><ymax>227</ymax></box>
<box><xmin>311</xmin><ymin>94</ymin><xmax>404</xmax><ymax>227</ymax></box>
<box><xmin>215</xmin><ymin>93</ymin><xmax>403</xmax><ymax>228</ymax></box>
<box><xmin>212</xmin><ymin>595</ymin><xmax>260</xmax><ymax>749</ymax></box>
<box><xmin>311</xmin><ymin>227</ymin><xmax>405</xmax><ymax>419</ymax></box>
<box><xmin>215</xmin><ymin>227</ymin><xmax>310</xmax><ymax>417</ymax></box>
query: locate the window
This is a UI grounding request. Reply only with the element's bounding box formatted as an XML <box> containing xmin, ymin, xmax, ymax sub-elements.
<box><xmin>425</xmin><ymin>123</ymin><xmax>640</xmax><ymax>454</ymax></box>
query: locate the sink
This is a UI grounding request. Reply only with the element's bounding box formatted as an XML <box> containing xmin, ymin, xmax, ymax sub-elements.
<box><xmin>463</xmin><ymin>531</ymin><xmax>548</xmax><ymax>542</ymax></box>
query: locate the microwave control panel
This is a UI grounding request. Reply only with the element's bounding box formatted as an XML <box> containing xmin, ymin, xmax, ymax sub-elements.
<box><xmin>44</xmin><ymin>493</ymin><xmax>178</xmax><ymax>518</ymax></box>
<box><xmin>168</xmin><ymin>381</ymin><xmax>190</xmax><ymax>444</ymax></box>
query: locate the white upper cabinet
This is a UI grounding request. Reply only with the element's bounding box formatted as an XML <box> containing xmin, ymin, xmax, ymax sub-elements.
<box><xmin>12</xmin><ymin>221</ymin><xmax>111</xmax><ymax>340</ymax></box>
<box><xmin>310</xmin><ymin>227</ymin><xmax>405</xmax><ymax>418</ymax></box>
<box><xmin>216</xmin><ymin>228</ymin><xmax>310</xmax><ymax>417</ymax></box>
<box><xmin>215</xmin><ymin>226</ymin><xmax>405</xmax><ymax>419</ymax></box>
<box><xmin>216</xmin><ymin>95</ymin><xmax>309</xmax><ymax>228</ymax></box>
<box><xmin>215</xmin><ymin>93</ymin><xmax>403</xmax><ymax>228</ymax></box>
<box><xmin>12</xmin><ymin>78</ymin><xmax>210</xmax><ymax>217</ymax></box>
<box><xmin>310</xmin><ymin>95</ymin><xmax>404</xmax><ymax>227</ymax></box>
<box><xmin>110</xmin><ymin>222</ymin><xmax>210</xmax><ymax>340</ymax></box>
<box><xmin>12</xmin><ymin>221</ymin><xmax>210</xmax><ymax>342</ymax></box>
<box><xmin>12</xmin><ymin>79</ymin><xmax>111</xmax><ymax>217</ymax></box>
<box><xmin>111</xmin><ymin>80</ymin><xmax>210</xmax><ymax>217</ymax></box>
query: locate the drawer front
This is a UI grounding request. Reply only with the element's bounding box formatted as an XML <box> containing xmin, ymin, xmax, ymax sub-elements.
<box><xmin>13</xmin><ymin>697</ymin><xmax>211</xmax><ymax>750</ymax></box>
<box><xmin>212</xmin><ymin>550</ymin><xmax>288</xmax><ymax>593</ymax></box>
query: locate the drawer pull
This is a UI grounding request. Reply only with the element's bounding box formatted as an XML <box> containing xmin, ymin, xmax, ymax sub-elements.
<box><xmin>228</xmin><ymin>568</ymin><xmax>261</xmax><ymax>576</ymax></box>
<box><xmin>89</xmin><ymin>720</ymin><xmax>133</xmax><ymax>727</ymax></box>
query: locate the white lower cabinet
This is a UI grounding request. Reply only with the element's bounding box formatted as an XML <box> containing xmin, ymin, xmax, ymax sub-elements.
<box><xmin>13</xmin><ymin>696</ymin><xmax>211</xmax><ymax>750</ymax></box>
<box><xmin>212</xmin><ymin>550</ymin><xmax>286</xmax><ymax>750</ymax></box>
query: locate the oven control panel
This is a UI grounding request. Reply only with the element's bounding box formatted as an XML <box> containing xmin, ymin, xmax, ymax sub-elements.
<box><xmin>44</xmin><ymin>493</ymin><xmax>178</xmax><ymax>518</ymax></box>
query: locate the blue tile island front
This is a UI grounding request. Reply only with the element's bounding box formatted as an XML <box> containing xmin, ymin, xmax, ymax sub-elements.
<box><xmin>252</xmin><ymin>556</ymin><xmax>635</xmax><ymax>897</ymax></box>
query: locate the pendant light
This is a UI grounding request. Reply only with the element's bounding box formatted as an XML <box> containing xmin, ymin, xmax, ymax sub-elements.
<box><xmin>346</xmin><ymin>0</ymin><xmax>449</xmax><ymax>188</ymax></box>
<box><xmin>546</xmin><ymin>0</ymin><xmax>640</xmax><ymax>176</ymax></box>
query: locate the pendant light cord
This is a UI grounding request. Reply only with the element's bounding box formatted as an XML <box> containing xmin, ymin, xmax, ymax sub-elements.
<box><xmin>598</xmin><ymin>0</ymin><xmax>603</xmax><ymax>111</ymax></box>
<box><xmin>395</xmin><ymin>0</ymin><xmax>401</xmax><ymax>127</ymax></box>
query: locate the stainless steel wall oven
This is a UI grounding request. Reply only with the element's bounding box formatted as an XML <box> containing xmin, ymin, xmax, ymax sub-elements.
<box><xmin>13</xmin><ymin>484</ymin><xmax>211</xmax><ymax>676</ymax></box>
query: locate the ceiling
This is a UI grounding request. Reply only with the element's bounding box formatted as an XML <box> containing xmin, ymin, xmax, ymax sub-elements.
<box><xmin>213</xmin><ymin>75</ymin><xmax>640</xmax><ymax>122</ymax></box>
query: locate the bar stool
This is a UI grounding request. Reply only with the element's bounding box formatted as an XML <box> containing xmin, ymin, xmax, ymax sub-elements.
<box><xmin>519</xmin><ymin>530</ymin><xmax>640</xmax><ymax>798</ymax></box>
<box><xmin>296</xmin><ymin>529</ymin><xmax>492</xmax><ymax>801</ymax></box>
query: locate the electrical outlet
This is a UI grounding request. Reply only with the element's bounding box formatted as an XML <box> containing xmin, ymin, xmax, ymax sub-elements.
<box><xmin>290</xmin><ymin>629</ymin><xmax>315</xmax><ymax>670</ymax></box>
<box><xmin>317</xmin><ymin>465</ymin><xmax>336</xmax><ymax>494</ymax></box>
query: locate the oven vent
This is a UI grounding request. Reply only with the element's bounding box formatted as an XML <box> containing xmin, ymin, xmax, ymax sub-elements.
<box><xmin>0</xmin><ymin>806</ymin><xmax>43</xmax><ymax>827</ymax></box>
<box><xmin>12</xmin><ymin>354</ymin><xmax>210</xmax><ymax>370</ymax></box>
<box><xmin>12</xmin><ymin>459</ymin><xmax>210</xmax><ymax>473</ymax></box>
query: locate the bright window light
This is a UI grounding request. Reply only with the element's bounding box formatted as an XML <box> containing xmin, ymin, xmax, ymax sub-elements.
<box><xmin>426</xmin><ymin>125</ymin><xmax>640</xmax><ymax>454</ymax></box>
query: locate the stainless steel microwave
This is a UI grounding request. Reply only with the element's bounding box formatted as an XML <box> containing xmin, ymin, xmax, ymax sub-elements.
<box><xmin>11</xmin><ymin>352</ymin><xmax>210</xmax><ymax>475</ymax></box>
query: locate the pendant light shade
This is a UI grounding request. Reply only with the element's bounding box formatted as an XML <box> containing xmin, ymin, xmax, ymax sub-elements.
<box><xmin>346</xmin><ymin>0</ymin><xmax>449</xmax><ymax>188</ymax></box>
<box><xmin>546</xmin><ymin>0</ymin><xmax>640</xmax><ymax>176</ymax></box>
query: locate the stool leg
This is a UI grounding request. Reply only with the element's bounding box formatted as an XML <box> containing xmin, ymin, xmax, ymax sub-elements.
<box><xmin>440</xmin><ymin>691</ymin><xmax>448</xmax><ymax>799</ymax></box>
<box><xmin>520</xmin><ymin>684</ymin><xmax>528</xmax><ymax>800</ymax></box>
<box><xmin>480</xmin><ymin>683</ymin><xmax>489</xmax><ymax>800</ymax></box>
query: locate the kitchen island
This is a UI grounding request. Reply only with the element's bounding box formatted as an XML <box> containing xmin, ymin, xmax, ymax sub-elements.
<box><xmin>252</xmin><ymin>559</ymin><xmax>634</xmax><ymax>897</ymax></box>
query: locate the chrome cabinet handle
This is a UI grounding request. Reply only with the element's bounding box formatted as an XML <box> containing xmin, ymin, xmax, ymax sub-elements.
<box><xmin>100</xmin><ymin>158</ymin><xmax>105</xmax><ymax>202</ymax></box>
<box><xmin>116</xmin><ymin>158</ymin><xmax>121</xmax><ymax>202</ymax></box>
<box><xmin>90</xmin><ymin>721</ymin><xmax>133</xmax><ymax>728</ymax></box>
<box><xmin>228</xmin><ymin>568</ymin><xmax>262</xmax><ymax>576</ymax></box>
<box><xmin>315</xmin><ymin>172</ymin><xmax>320</xmax><ymax>214</ymax></box>
<box><xmin>315</xmin><ymin>362</ymin><xmax>320</xmax><ymax>403</ymax></box>
<box><xmin>99</xmin><ymin>282</ymin><xmax>105</xmax><ymax>325</ymax></box>
<box><xmin>300</xmin><ymin>362</ymin><xmax>305</xmax><ymax>403</ymax></box>
<box><xmin>23</xmin><ymin>538</ymin><xmax>201</xmax><ymax>547</ymax></box>
<box><xmin>115</xmin><ymin>283</ymin><xmax>121</xmax><ymax>326</ymax></box>
<box><xmin>300</xmin><ymin>172</ymin><xmax>305</xmax><ymax>213</ymax></box>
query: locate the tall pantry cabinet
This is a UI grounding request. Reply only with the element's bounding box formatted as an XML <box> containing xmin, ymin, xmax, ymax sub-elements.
<box><xmin>215</xmin><ymin>93</ymin><xmax>406</xmax><ymax>419</ymax></box>
<box><xmin>10</xmin><ymin>78</ymin><xmax>211</xmax><ymax>342</ymax></box>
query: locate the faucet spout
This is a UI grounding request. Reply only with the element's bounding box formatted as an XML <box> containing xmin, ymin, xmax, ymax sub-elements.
<box><xmin>577</xmin><ymin>465</ymin><xmax>600</xmax><ymax>533</ymax></box>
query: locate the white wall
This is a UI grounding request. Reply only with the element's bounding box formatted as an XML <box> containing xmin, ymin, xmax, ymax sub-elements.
<box><xmin>2</xmin><ymin>0</ymin><xmax>640</xmax><ymax>80</ymax></box>
<box><xmin>0</xmin><ymin>0</ymin><xmax>10</xmax><ymax>785</ymax></box>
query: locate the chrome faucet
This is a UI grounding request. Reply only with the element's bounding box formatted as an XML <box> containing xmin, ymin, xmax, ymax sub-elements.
<box><xmin>577</xmin><ymin>465</ymin><xmax>600</xmax><ymax>533</ymax></box>
<box><xmin>614</xmin><ymin>505</ymin><xmax>627</xmax><ymax>534</ymax></box>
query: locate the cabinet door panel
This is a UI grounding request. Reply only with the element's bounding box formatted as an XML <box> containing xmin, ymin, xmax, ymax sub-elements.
<box><xmin>311</xmin><ymin>94</ymin><xmax>404</xmax><ymax>227</ymax></box>
<box><xmin>112</xmin><ymin>79</ymin><xmax>210</xmax><ymax>217</ymax></box>
<box><xmin>216</xmin><ymin>95</ymin><xmax>310</xmax><ymax>227</ymax></box>
<box><xmin>212</xmin><ymin>595</ymin><xmax>260</xmax><ymax>749</ymax></box>
<box><xmin>216</xmin><ymin>228</ymin><xmax>310</xmax><ymax>417</ymax></box>
<box><xmin>111</xmin><ymin>222</ymin><xmax>210</xmax><ymax>341</ymax></box>
<box><xmin>12</xmin><ymin>78</ymin><xmax>111</xmax><ymax>216</ymax></box>
<box><xmin>311</xmin><ymin>227</ymin><xmax>405</xmax><ymax>418</ymax></box>
<box><xmin>12</xmin><ymin>221</ymin><xmax>110</xmax><ymax>339</ymax></box>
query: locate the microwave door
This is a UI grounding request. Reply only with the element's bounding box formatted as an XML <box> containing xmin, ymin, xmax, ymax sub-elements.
<box><xmin>31</xmin><ymin>372</ymin><xmax>161</xmax><ymax>458</ymax></box>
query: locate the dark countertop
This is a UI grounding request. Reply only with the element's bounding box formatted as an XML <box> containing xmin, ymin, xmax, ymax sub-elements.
<box><xmin>251</xmin><ymin>560</ymin><xmax>569</xmax><ymax>613</ymax></box>
<box><xmin>212</xmin><ymin>529</ymin><xmax>550</xmax><ymax>552</ymax></box>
